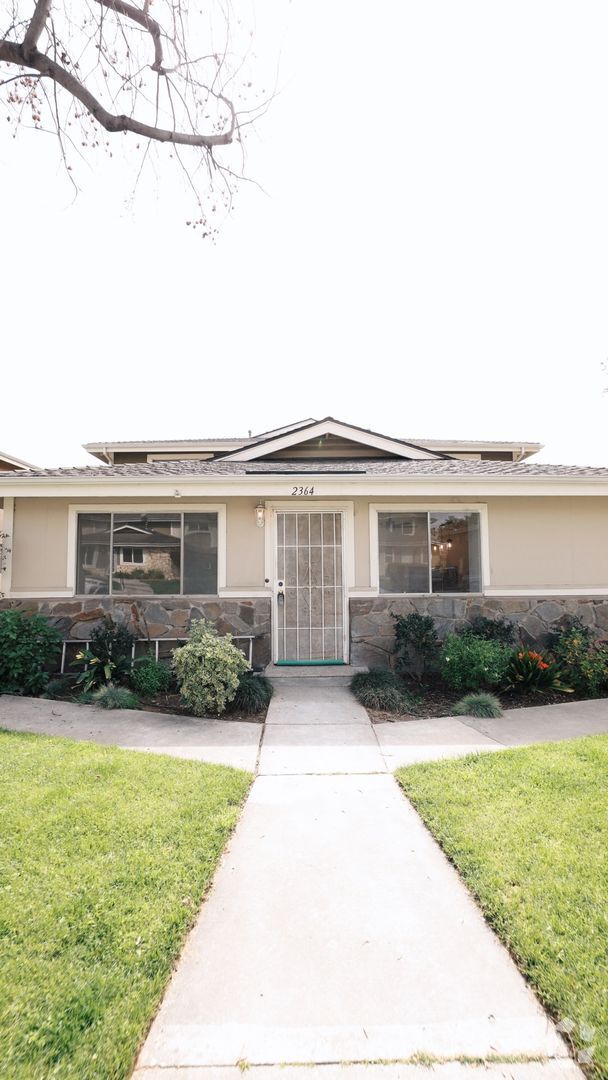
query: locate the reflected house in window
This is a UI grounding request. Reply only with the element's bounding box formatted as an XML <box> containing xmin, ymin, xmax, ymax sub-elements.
<box><xmin>112</xmin><ymin>517</ymin><xmax>181</xmax><ymax>593</ymax></box>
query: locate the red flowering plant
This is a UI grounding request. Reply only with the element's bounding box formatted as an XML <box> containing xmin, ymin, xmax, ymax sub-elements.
<box><xmin>505</xmin><ymin>649</ymin><xmax>572</xmax><ymax>694</ymax></box>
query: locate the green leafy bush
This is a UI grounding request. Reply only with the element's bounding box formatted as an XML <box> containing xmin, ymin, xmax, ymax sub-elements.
<box><xmin>453</xmin><ymin>692</ymin><xmax>503</xmax><ymax>718</ymax></box>
<box><xmin>551</xmin><ymin>627</ymin><xmax>608</xmax><ymax>697</ymax></box>
<box><xmin>505</xmin><ymin>649</ymin><xmax>572</xmax><ymax>694</ymax></box>
<box><xmin>439</xmin><ymin>634</ymin><xmax>512</xmax><ymax>692</ymax></box>
<box><xmin>392</xmin><ymin>612</ymin><xmax>439</xmax><ymax>679</ymax></box>
<box><xmin>459</xmin><ymin>615</ymin><xmax>515</xmax><ymax>645</ymax></box>
<box><xmin>172</xmin><ymin>620</ymin><xmax>250</xmax><ymax>716</ymax></box>
<box><xmin>130</xmin><ymin>655</ymin><xmax>174</xmax><ymax>697</ymax></box>
<box><xmin>351</xmin><ymin>668</ymin><xmax>417</xmax><ymax>713</ymax></box>
<box><xmin>228</xmin><ymin>672</ymin><xmax>273</xmax><ymax>714</ymax></box>
<box><xmin>0</xmin><ymin>610</ymin><xmax>62</xmax><ymax>696</ymax></box>
<box><xmin>91</xmin><ymin>686</ymin><xmax>140</xmax><ymax>710</ymax></box>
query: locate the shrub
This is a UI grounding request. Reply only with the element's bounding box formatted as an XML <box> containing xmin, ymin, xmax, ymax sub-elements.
<box><xmin>42</xmin><ymin>676</ymin><xmax>73</xmax><ymax>700</ymax></box>
<box><xmin>392</xmin><ymin>612</ymin><xmax>439</xmax><ymax>679</ymax></box>
<box><xmin>459</xmin><ymin>615</ymin><xmax>516</xmax><ymax>645</ymax></box>
<box><xmin>551</xmin><ymin>628</ymin><xmax>608</xmax><ymax>697</ymax></box>
<box><xmin>453</xmin><ymin>692</ymin><xmax>503</xmax><ymax>718</ymax></box>
<box><xmin>0</xmin><ymin>610</ymin><xmax>62</xmax><ymax>696</ymax></box>
<box><xmin>72</xmin><ymin>617</ymin><xmax>136</xmax><ymax>692</ymax></box>
<box><xmin>89</xmin><ymin>617</ymin><xmax>135</xmax><ymax>666</ymax></box>
<box><xmin>130</xmin><ymin>655</ymin><xmax>174</xmax><ymax>697</ymax></box>
<box><xmin>505</xmin><ymin>650</ymin><xmax>572</xmax><ymax>694</ymax></box>
<box><xmin>91</xmin><ymin>686</ymin><xmax>140</xmax><ymax>710</ymax></box>
<box><xmin>172</xmin><ymin>620</ymin><xmax>250</xmax><ymax>716</ymax></box>
<box><xmin>439</xmin><ymin>634</ymin><xmax>512</xmax><ymax>692</ymax></box>
<box><xmin>228</xmin><ymin>672</ymin><xmax>273</xmax><ymax>714</ymax></box>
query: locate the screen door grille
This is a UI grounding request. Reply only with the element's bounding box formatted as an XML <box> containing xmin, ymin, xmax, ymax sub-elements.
<box><xmin>276</xmin><ymin>512</ymin><xmax>344</xmax><ymax>662</ymax></box>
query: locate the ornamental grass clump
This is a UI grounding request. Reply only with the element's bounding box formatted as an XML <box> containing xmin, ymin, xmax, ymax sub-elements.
<box><xmin>350</xmin><ymin>668</ymin><xmax>417</xmax><ymax>714</ymax></box>
<box><xmin>228</xmin><ymin>671</ymin><xmax>273</xmax><ymax>715</ymax></box>
<box><xmin>91</xmin><ymin>685</ymin><xmax>140</xmax><ymax>710</ymax></box>
<box><xmin>453</xmin><ymin>692</ymin><xmax>503</xmax><ymax>719</ymax></box>
<box><xmin>172</xmin><ymin>620</ymin><xmax>250</xmax><ymax>716</ymax></box>
<box><xmin>439</xmin><ymin>633</ymin><xmax>512</xmax><ymax>692</ymax></box>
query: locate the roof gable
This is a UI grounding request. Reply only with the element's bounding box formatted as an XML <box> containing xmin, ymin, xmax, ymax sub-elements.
<box><xmin>220</xmin><ymin>418</ymin><xmax>446</xmax><ymax>462</ymax></box>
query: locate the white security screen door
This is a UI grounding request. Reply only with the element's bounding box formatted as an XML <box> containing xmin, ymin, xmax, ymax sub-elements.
<box><xmin>275</xmin><ymin>511</ymin><xmax>345</xmax><ymax>663</ymax></box>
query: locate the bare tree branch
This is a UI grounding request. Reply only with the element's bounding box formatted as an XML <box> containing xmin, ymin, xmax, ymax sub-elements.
<box><xmin>93</xmin><ymin>0</ymin><xmax>165</xmax><ymax>74</ymax></box>
<box><xmin>0</xmin><ymin>38</ymin><xmax>235</xmax><ymax>145</ymax></box>
<box><xmin>22</xmin><ymin>0</ymin><xmax>51</xmax><ymax>57</ymax></box>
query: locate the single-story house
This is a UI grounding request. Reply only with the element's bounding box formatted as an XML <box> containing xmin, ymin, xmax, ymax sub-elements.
<box><xmin>1</xmin><ymin>416</ymin><xmax>607</xmax><ymax>669</ymax></box>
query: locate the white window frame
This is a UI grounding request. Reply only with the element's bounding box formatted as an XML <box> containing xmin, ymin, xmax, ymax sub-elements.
<box><xmin>67</xmin><ymin>503</ymin><xmax>226</xmax><ymax>597</ymax></box>
<box><xmin>369</xmin><ymin>503</ymin><xmax>490</xmax><ymax>596</ymax></box>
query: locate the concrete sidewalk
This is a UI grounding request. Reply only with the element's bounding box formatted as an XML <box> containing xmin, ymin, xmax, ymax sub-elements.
<box><xmin>0</xmin><ymin>694</ymin><xmax>262</xmax><ymax>771</ymax></box>
<box><xmin>133</xmin><ymin>679</ymin><xmax>581</xmax><ymax>1079</ymax></box>
<box><xmin>375</xmin><ymin>696</ymin><xmax>608</xmax><ymax>768</ymax></box>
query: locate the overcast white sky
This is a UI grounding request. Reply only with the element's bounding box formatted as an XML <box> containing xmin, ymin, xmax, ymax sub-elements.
<box><xmin>1</xmin><ymin>0</ymin><xmax>607</xmax><ymax>467</ymax></box>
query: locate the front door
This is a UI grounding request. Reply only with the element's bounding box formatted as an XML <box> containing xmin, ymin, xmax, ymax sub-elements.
<box><xmin>275</xmin><ymin>511</ymin><xmax>345</xmax><ymax>663</ymax></box>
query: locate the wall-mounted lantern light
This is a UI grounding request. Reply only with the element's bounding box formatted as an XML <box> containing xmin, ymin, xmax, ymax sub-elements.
<box><xmin>255</xmin><ymin>502</ymin><xmax>266</xmax><ymax>528</ymax></box>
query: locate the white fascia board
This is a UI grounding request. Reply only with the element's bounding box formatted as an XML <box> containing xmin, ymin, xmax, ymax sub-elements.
<box><xmin>0</xmin><ymin>451</ymin><xmax>38</xmax><ymax>469</ymax></box>
<box><xmin>221</xmin><ymin>419</ymin><xmax>439</xmax><ymax>461</ymax></box>
<box><xmin>3</xmin><ymin>474</ymin><xmax>608</xmax><ymax>498</ymax></box>
<box><xmin>83</xmin><ymin>439</ymin><xmax>247</xmax><ymax>454</ymax></box>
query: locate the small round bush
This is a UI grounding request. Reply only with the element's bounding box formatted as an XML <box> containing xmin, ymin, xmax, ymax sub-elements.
<box><xmin>453</xmin><ymin>692</ymin><xmax>503</xmax><ymax>719</ymax></box>
<box><xmin>91</xmin><ymin>686</ymin><xmax>140</xmax><ymax>710</ymax></box>
<box><xmin>440</xmin><ymin>634</ymin><xmax>512</xmax><ymax>692</ymax></box>
<box><xmin>229</xmin><ymin>672</ymin><xmax>273</xmax><ymax>714</ymax></box>
<box><xmin>131</xmin><ymin>656</ymin><xmax>173</xmax><ymax>697</ymax></box>
<box><xmin>172</xmin><ymin>620</ymin><xmax>250</xmax><ymax>716</ymax></box>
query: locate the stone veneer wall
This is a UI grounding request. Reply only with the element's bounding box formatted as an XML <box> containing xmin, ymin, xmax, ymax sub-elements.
<box><xmin>0</xmin><ymin>597</ymin><xmax>272</xmax><ymax>668</ymax></box>
<box><xmin>350</xmin><ymin>596</ymin><xmax>608</xmax><ymax>668</ymax></box>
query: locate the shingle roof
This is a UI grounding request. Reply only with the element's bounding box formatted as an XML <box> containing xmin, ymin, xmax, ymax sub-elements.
<box><xmin>4</xmin><ymin>459</ymin><xmax>608</xmax><ymax>479</ymax></box>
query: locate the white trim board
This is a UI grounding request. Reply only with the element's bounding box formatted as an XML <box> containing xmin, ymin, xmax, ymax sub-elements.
<box><xmin>220</xmin><ymin>419</ymin><xmax>439</xmax><ymax>462</ymax></box>
<box><xmin>3</xmin><ymin>476</ymin><xmax>608</xmax><ymax>498</ymax></box>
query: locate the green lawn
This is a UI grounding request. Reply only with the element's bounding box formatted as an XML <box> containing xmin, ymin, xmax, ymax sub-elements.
<box><xmin>0</xmin><ymin>730</ymin><xmax>251</xmax><ymax>1079</ymax></box>
<box><xmin>396</xmin><ymin>735</ymin><xmax>608</xmax><ymax>1078</ymax></box>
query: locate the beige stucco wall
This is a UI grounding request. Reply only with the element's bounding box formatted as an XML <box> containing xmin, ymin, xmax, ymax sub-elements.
<box><xmin>5</xmin><ymin>493</ymin><xmax>608</xmax><ymax>594</ymax></box>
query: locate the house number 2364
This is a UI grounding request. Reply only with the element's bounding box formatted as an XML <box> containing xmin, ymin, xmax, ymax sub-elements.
<box><xmin>291</xmin><ymin>486</ymin><xmax>315</xmax><ymax>496</ymax></box>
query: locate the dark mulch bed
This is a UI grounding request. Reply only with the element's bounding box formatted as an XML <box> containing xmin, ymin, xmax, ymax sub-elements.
<box><xmin>368</xmin><ymin>681</ymin><xmax>598</xmax><ymax>723</ymax></box>
<box><xmin>136</xmin><ymin>691</ymin><xmax>267</xmax><ymax>723</ymax></box>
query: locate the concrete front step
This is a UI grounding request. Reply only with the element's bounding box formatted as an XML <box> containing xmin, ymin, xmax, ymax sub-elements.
<box><xmin>264</xmin><ymin>664</ymin><xmax>366</xmax><ymax>680</ymax></box>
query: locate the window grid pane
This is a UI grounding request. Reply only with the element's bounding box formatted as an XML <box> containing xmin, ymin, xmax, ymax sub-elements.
<box><xmin>378</xmin><ymin>511</ymin><xmax>482</xmax><ymax>595</ymax></box>
<box><xmin>76</xmin><ymin>512</ymin><xmax>218</xmax><ymax>596</ymax></box>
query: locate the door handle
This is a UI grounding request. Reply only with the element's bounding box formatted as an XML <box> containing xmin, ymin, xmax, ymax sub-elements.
<box><xmin>277</xmin><ymin>581</ymin><xmax>285</xmax><ymax>605</ymax></box>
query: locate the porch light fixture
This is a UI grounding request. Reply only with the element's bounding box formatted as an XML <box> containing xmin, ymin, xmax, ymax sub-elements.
<box><xmin>255</xmin><ymin>502</ymin><xmax>266</xmax><ymax>528</ymax></box>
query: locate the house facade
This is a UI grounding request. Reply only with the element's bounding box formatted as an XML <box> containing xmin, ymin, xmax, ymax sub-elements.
<box><xmin>1</xmin><ymin>417</ymin><xmax>608</xmax><ymax>668</ymax></box>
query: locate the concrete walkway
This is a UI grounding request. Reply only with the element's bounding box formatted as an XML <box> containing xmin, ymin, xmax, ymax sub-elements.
<box><xmin>2</xmin><ymin>686</ymin><xmax>602</xmax><ymax>1078</ymax></box>
<box><xmin>130</xmin><ymin>679</ymin><xmax>590</xmax><ymax>1080</ymax></box>
<box><xmin>0</xmin><ymin>693</ymin><xmax>262</xmax><ymax>771</ymax></box>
